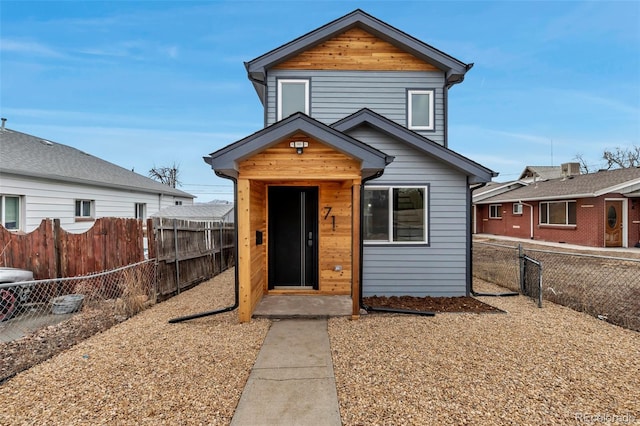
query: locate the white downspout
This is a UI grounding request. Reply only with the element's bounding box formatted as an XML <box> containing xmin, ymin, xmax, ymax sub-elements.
<box><xmin>520</xmin><ymin>201</ymin><xmax>534</xmax><ymax>239</ymax></box>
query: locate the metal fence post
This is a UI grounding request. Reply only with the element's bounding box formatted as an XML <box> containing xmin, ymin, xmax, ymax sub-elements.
<box><xmin>518</xmin><ymin>243</ymin><xmax>524</xmax><ymax>293</ymax></box>
<box><xmin>538</xmin><ymin>262</ymin><xmax>543</xmax><ymax>308</ymax></box>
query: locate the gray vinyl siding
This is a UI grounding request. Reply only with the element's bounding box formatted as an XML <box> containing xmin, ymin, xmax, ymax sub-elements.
<box><xmin>266</xmin><ymin>70</ymin><xmax>446</xmax><ymax>145</ymax></box>
<box><xmin>347</xmin><ymin>127</ymin><xmax>469</xmax><ymax>297</ymax></box>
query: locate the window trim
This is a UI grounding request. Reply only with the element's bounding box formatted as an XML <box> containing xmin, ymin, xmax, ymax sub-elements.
<box><xmin>277</xmin><ymin>78</ymin><xmax>310</xmax><ymax>120</ymax></box>
<box><xmin>513</xmin><ymin>203</ymin><xmax>523</xmax><ymax>215</ymax></box>
<box><xmin>407</xmin><ymin>89</ymin><xmax>435</xmax><ymax>131</ymax></box>
<box><xmin>539</xmin><ymin>200</ymin><xmax>577</xmax><ymax>226</ymax></box>
<box><xmin>1</xmin><ymin>194</ymin><xmax>23</xmax><ymax>231</ymax></box>
<box><xmin>75</xmin><ymin>199</ymin><xmax>95</xmax><ymax>221</ymax></box>
<box><xmin>363</xmin><ymin>185</ymin><xmax>429</xmax><ymax>245</ymax></box>
<box><xmin>135</xmin><ymin>203</ymin><xmax>146</xmax><ymax>220</ymax></box>
<box><xmin>489</xmin><ymin>204</ymin><xmax>502</xmax><ymax>219</ymax></box>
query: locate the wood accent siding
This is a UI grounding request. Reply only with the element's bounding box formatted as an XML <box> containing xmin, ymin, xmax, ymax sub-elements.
<box><xmin>238</xmin><ymin>136</ymin><xmax>361</xmax><ymax>181</ymax></box>
<box><xmin>274</xmin><ymin>28</ymin><xmax>437</xmax><ymax>71</ymax></box>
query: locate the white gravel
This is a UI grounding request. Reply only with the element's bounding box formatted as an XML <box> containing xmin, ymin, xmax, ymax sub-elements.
<box><xmin>2</xmin><ymin>272</ymin><xmax>638</xmax><ymax>425</ymax></box>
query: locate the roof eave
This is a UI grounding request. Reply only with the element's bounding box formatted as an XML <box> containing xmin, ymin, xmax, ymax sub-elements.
<box><xmin>245</xmin><ymin>9</ymin><xmax>470</xmax><ymax>81</ymax></box>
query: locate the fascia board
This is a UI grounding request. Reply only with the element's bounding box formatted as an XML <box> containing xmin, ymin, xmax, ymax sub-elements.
<box><xmin>594</xmin><ymin>177</ymin><xmax>640</xmax><ymax>197</ymax></box>
<box><xmin>0</xmin><ymin>170</ymin><xmax>194</xmax><ymax>198</ymax></box>
<box><xmin>477</xmin><ymin>193</ymin><xmax>596</xmax><ymax>204</ymax></box>
<box><xmin>333</xmin><ymin>109</ymin><xmax>495</xmax><ymax>182</ymax></box>
<box><xmin>206</xmin><ymin>114</ymin><xmax>389</xmax><ymax>173</ymax></box>
<box><xmin>245</xmin><ymin>10</ymin><xmax>468</xmax><ymax>77</ymax></box>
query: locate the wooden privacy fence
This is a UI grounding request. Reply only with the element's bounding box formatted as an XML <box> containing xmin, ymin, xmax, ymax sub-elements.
<box><xmin>147</xmin><ymin>217</ymin><xmax>235</xmax><ymax>297</ymax></box>
<box><xmin>0</xmin><ymin>218</ymin><xmax>144</xmax><ymax>279</ymax></box>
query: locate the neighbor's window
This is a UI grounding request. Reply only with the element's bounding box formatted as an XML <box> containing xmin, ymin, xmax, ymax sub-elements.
<box><xmin>540</xmin><ymin>201</ymin><xmax>576</xmax><ymax>225</ymax></box>
<box><xmin>75</xmin><ymin>199</ymin><xmax>94</xmax><ymax>219</ymax></box>
<box><xmin>408</xmin><ymin>89</ymin><xmax>435</xmax><ymax>131</ymax></box>
<box><xmin>175</xmin><ymin>200</ymin><xmax>183</xmax><ymax>206</ymax></box>
<box><xmin>277</xmin><ymin>79</ymin><xmax>309</xmax><ymax>120</ymax></box>
<box><xmin>135</xmin><ymin>203</ymin><xmax>146</xmax><ymax>220</ymax></box>
<box><xmin>1</xmin><ymin>195</ymin><xmax>22</xmax><ymax>230</ymax></box>
<box><xmin>364</xmin><ymin>186</ymin><xmax>427</xmax><ymax>243</ymax></box>
<box><xmin>489</xmin><ymin>204</ymin><xmax>502</xmax><ymax>219</ymax></box>
<box><xmin>513</xmin><ymin>203</ymin><xmax>523</xmax><ymax>215</ymax></box>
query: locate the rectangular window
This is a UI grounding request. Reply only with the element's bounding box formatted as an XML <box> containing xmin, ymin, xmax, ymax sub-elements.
<box><xmin>135</xmin><ymin>203</ymin><xmax>146</xmax><ymax>220</ymax></box>
<box><xmin>1</xmin><ymin>195</ymin><xmax>21</xmax><ymax>230</ymax></box>
<box><xmin>364</xmin><ymin>186</ymin><xmax>427</xmax><ymax>244</ymax></box>
<box><xmin>489</xmin><ymin>204</ymin><xmax>502</xmax><ymax>219</ymax></box>
<box><xmin>540</xmin><ymin>201</ymin><xmax>576</xmax><ymax>225</ymax></box>
<box><xmin>277</xmin><ymin>79</ymin><xmax>309</xmax><ymax>120</ymax></box>
<box><xmin>408</xmin><ymin>89</ymin><xmax>435</xmax><ymax>130</ymax></box>
<box><xmin>75</xmin><ymin>199</ymin><xmax>93</xmax><ymax>218</ymax></box>
<box><xmin>513</xmin><ymin>203</ymin><xmax>523</xmax><ymax>215</ymax></box>
<box><xmin>175</xmin><ymin>201</ymin><xmax>183</xmax><ymax>206</ymax></box>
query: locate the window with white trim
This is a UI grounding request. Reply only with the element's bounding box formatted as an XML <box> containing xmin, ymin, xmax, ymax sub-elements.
<box><xmin>364</xmin><ymin>186</ymin><xmax>427</xmax><ymax>243</ymax></box>
<box><xmin>1</xmin><ymin>195</ymin><xmax>22</xmax><ymax>230</ymax></box>
<box><xmin>513</xmin><ymin>203</ymin><xmax>523</xmax><ymax>215</ymax></box>
<box><xmin>408</xmin><ymin>89</ymin><xmax>435</xmax><ymax>130</ymax></box>
<box><xmin>75</xmin><ymin>199</ymin><xmax>94</xmax><ymax>219</ymax></box>
<box><xmin>135</xmin><ymin>203</ymin><xmax>146</xmax><ymax>220</ymax></box>
<box><xmin>489</xmin><ymin>204</ymin><xmax>502</xmax><ymax>219</ymax></box>
<box><xmin>540</xmin><ymin>201</ymin><xmax>576</xmax><ymax>225</ymax></box>
<box><xmin>277</xmin><ymin>79</ymin><xmax>309</xmax><ymax>120</ymax></box>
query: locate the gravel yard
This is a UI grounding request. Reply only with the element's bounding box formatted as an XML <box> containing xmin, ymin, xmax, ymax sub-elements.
<box><xmin>2</xmin><ymin>270</ymin><xmax>638</xmax><ymax>425</ymax></box>
<box><xmin>329</xmin><ymin>279</ymin><xmax>639</xmax><ymax>425</ymax></box>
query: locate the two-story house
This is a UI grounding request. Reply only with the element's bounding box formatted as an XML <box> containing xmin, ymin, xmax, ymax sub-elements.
<box><xmin>204</xmin><ymin>9</ymin><xmax>496</xmax><ymax>322</ymax></box>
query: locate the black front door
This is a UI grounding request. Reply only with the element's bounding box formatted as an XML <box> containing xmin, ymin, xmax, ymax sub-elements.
<box><xmin>268</xmin><ymin>186</ymin><xmax>318</xmax><ymax>289</ymax></box>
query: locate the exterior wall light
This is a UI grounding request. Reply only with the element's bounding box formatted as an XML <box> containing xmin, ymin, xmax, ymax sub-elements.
<box><xmin>290</xmin><ymin>140</ymin><xmax>308</xmax><ymax>154</ymax></box>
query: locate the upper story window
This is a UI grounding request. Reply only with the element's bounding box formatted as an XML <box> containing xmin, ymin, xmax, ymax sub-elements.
<box><xmin>489</xmin><ymin>204</ymin><xmax>502</xmax><ymax>219</ymax></box>
<box><xmin>1</xmin><ymin>195</ymin><xmax>22</xmax><ymax>231</ymax></box>
<box><xmin>540</xmin><ymin>201</ymin><xmax>576</xmax><ymax>225</ymax></box>
<box><xmin>135</xmin><ymin>203</ymin><xmax>146</xmax><ymax>220</ymax></box>
<box><xmin>277</xmin><ymin>79</ymin><xmax>309</xmax><ymax>120</ymax></box>
<box><xmin>75</xmin><ymin>199</ymin><xmax>94</xmax><ymax>220</ymax></box>
<box><xmin>407</xmin><ymin>89</ymin><xmax>435</xmax><ymax>131</ymax></box>
<box><xmin>364</xmin><ymin>186</ymin><xmax>428</xmax><ymax>244</ymax></box>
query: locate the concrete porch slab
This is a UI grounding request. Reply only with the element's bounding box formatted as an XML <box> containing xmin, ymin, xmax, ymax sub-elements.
<box><xmin>252</xmin><ymin>295</ymin><xmax>352</xmax><ymax>319</ymax></box>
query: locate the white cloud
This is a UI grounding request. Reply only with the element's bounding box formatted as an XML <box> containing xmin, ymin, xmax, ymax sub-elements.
<box><xmin>0</xmin><ymin>38</ymin><xmax>65</xmax><ymax>58</ymax></box>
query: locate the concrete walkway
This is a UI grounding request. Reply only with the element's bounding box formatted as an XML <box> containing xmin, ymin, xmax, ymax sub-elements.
<box><xmin>230</xmin><ymin>319</ymin><xmax>341</xmax><ymax>426</ymax></box>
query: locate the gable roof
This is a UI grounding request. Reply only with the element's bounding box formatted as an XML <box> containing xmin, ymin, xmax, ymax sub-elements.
<box><xmin>472</xmin><ymin>180</ymin><xmax>526</xmax><ymax>203</ymax></box>
<box><xmin>477</xmin><ymin>167</ymin><xmax>640</xmax><ymax>204</ymax></box>
<box><xmin>245</xmin><ymin>9</ymin><xmax>472</xmax><ymax>103</ymax></box>
<box><xmin>332</xmin><ymin>108</ymin><xmax>497</xmax><ymax>184</ymax></box>
<box><xmin>519</xmin><ymin>165</ymin><xmax>564</xmax><ymax>181</ymax></box>
<box><xmin>0</xmin><ymin>128</ymin><xmax>194</xmax><ymax>198</ymax></box>
<box><xmin>204</xmin><ymin>112</ymin><xmax>393</xmax><ymax>179</ymax></box>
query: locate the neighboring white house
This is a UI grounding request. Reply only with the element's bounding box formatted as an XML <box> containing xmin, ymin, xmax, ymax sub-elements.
<box><xmin>0</xmin><ymin>126</ymin><xmax>195</xmax><ymax>233</ymax></box>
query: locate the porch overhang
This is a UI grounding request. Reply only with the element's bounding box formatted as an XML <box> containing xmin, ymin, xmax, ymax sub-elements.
<box><xmin>203</xmin><ymin>112</ymin><xmax>393</xmax><ymax>179</ymax></box>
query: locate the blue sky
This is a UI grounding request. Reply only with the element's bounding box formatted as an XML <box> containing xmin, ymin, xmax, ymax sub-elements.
<box><xmin>1</xmin><ymin>1</ymin><xmax>639</xmax><ymax>202</ymax></box>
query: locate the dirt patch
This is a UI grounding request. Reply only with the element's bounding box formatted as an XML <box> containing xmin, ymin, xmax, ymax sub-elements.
<box><xmin>363</xmin><ymin>295</ymin><xmax>502</xmax><ymax>313</ymax></box>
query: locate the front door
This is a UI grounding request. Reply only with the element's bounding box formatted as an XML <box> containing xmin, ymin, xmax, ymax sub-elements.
<box><xmin>268</xmin><ymin>186</ymin><xmax>318</xmax><ymax>289</ymax></box>
<box><xmin>605</xmin><ymin>200</ymin><xmax>623</xmax><ymax>247</ymax></box>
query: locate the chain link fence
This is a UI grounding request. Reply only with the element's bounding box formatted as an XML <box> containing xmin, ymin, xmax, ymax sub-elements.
<box><xmin>473</xmin><ymin>241</ymin><xmax>640</xmax><ymax>331</ymax></box>
<box><xmin>1</xmin><ymin>260</ymin><xmax>157</xmax><ymax>343</ymax></box>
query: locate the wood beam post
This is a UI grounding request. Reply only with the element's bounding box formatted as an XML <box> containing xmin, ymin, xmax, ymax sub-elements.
<box><xmin>237</xmin><ymin>178</ymin><xmax>253</xmax><ymax>323</ymax></box>
<box><xmin>351</xmin><ymin>180</ymin><xmax>361</xmax><ymax>320</ymax></box>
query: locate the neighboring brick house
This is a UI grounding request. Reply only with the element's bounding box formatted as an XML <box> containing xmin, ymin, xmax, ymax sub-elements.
<box><xmin>474</xmin><ymin>167</ymin><xmax>640</xmax><ymax>248</ymax></box>
<box><xmin>204</xmin><ymin>9</ymin><xmax>496</xmax><ymax>322</ymax></box>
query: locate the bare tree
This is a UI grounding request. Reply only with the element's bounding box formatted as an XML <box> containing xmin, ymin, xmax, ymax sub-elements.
<box><xmin>602</xmin><ymin>145</ymin><xmax>640</xmax><ymax>170</ymax></box>
<box><xmin>148</xmin><ymin>163</ymin><xmax>181</xmax><ymax>188</ymax></box>
<box><xmin>573</xmin><ymin>153</ymin><xmax>593</xmax><ymax>174</ymax></box>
